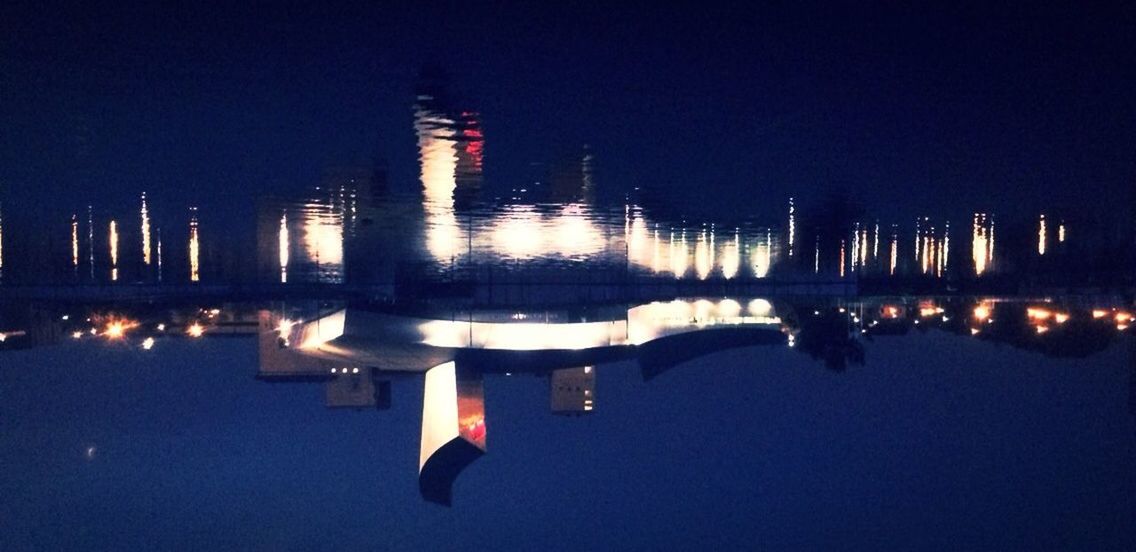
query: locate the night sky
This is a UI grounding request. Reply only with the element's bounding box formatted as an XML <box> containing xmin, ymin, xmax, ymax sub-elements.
<box><xmin>2</xmin><ymin>2</ymin><xmax>1134</xmax><ymax>225</ymax></box>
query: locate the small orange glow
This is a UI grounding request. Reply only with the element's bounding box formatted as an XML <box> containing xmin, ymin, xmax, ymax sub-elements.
<box><xmin>1054</xmin><ymin>313</ymin><xmax>1069</xmax><ymax>324</ymax></box>
<box><xmin>1026</xmin><ymin>307</ymin><xmax>1051</xmax><ymax>321</ymax></box>
<box><xmin>1115</xmin><ymin>312</ymin><xmax>1132</xmax><ymax>323</ymax></box>
<box><xmin>882</xmin><ymin>306</ymin><xmax>900</xmax><ymax>319</ymax></box>
<box><xmin>919</xmin><ymin>307</ymin><xmax>937</xmax><ymax>318</ymax></box>
<box><xmin>102</xmin><ymin>318</ymin><xmax>139</xmax><ymax>340</ymax></box>
<box><xmin>105</xmin><ymin>322</ymin><xmax>125</xmax><ymax>339</ymax></box>
<box><xmin>973</xmin><ymin>305</ymin><xmax>991</xmax><ymax>321</ymax></box>
<box><xmin>1035</xmin><ymin>325</ymin><xmax>1048</xmax><ymax>334</ymax></box>
<box><xmin>187</xmin><ymin>323</ymin><xmax>205</xmax><ymax>338</ymax></box>
<box><xmin>1119</xmin><ymin>324</ymin><xmax>1129</xmax><ymax>331</ymax></box>
<box><xmin>71</xmin><ymin>331</ymin><xmax>83</xmax><ymax>340</ymax></box>
<box><xmin>1092</xmin><ymin>309</ymin><xmax>1108</xmax><ymax>319</ymax></box>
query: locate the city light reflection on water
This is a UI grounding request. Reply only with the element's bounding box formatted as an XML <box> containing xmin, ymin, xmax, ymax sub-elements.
<box><xmin>0</xmin><ymin>76</ymin><xmax>1112</xmax><ymax>289</ymax></box>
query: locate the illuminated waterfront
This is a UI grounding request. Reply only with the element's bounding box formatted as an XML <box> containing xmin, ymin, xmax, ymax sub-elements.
<box><xmin>2</xmin><ymin>2</ymin><xmax>1134</xmax><ymax>549</ymax></box>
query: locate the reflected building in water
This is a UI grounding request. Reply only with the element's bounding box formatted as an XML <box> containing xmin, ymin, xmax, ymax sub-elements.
<box><xmin>256</xmin><ymin>297</ymin><xmax>786</xmax><ymax>504</ymax></box>
<box><xmin>550</xmin><ymin>366</ymin><xmax>596</xmax><ymax>414</ymax></box>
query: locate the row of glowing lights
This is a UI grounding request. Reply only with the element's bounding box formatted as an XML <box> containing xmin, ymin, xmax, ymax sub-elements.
<box><xmin>412</xmin><ymin>110</ymin><xmax>1039</xmax><ymax>280</ymax></box>
<box><xmin>966</xmin><ymin>305</ymin><xmax>1129</xmax><ymax>334</ymax></box>
<box><xmin>58</xmin><ymin>310</ymin><xmax>221</xmax><ymax>347</ymax></box>
<box><xmin>66</xmin><ymin>196</ymin><xmax>200</xmax><ymax>282</ymax></box>
<box><xmin>73</xmin><ymin>321</ymin><xmax>206</xmax><ymax>341</ymax></box>
<box><xmin>872</xmin><ymin>303</ymin><xmax>1132</xmax><ymax>335</ymax></box>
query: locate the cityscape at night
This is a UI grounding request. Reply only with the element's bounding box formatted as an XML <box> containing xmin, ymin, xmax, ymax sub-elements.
<box><xmin>2</xmin><ymin>1</ymin><xmax>1134</xmax><ymax>550</ymax></box>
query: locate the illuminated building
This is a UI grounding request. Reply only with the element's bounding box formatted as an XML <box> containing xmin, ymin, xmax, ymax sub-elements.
<box><xmin>325</xmin><ymin>367</ymin><xmax>391</xmax><ymax>410</ymax></box>
<box><xmin>452</xmin><ymin>110</ymin><xmax>485</xmax><ymax>210</ymax></box>
<box><xmin>420</xmin><ymin>362</ymin><xmax>485</xmax><ymax>505</ymax></box>
<box><xmin>550</xmin><ymin>367</ymin><xmax>596</xmax><ymax>414</ymax></box>
<box><xmin>256</xmin><ymin>300</ymin><xmax>784</xmax><ymax>504</ymax></box>
<box><xmin>414</xmin><ymin>83</ymin><xmax>464</xmax><ymax>263</ymax></box>
<box><xmin>547</xmin><ymin>147</ymin><xmax>593</xmax><ymax>205</ymax></box>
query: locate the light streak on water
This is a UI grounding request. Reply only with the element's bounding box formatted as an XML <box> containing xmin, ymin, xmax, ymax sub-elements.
<box><xmin>720</xmin><ymin>230</ymin><xmax>740</xmax><ymax>280</ymax></box>
<box><xmin>921</xmin><ymin>234</ymin><xmax>931</xmax><ymax>275</ymax></box>
<box><xmin>1058</xmin><ymin>222</ymin><xmax>1066</xmax><ymax>243</ymax></box>
<box><xmin>652</xmin><ymin>227</ymin><xmax>661</xmax><ymax>273</ymax></box>
<box><xmin>873</xmin><ymin>222</ymin><xmax>879</xmax><ymax>260</ymax></box>
<box><xmin>942</xmin><ymin>221</ymin><xmax>950</xmax><ymax>273</ymax></box>
<box><xmin>625</xmin><ymin>213</ymin><xmax>650</xmax><ymax>269</ymax></box>
<box><xmin>156</xmin><ymin>227</ymin><xmax>163</xmax><ymax>283</ymax></box>
<box><xmin>813</xmin><ymin>235</ymin><xmax>820</xmax><ymax>274</ymax></box>
<box><xmin>1038</xmin><ymin>214</ymin><xmax>1047</xmax><ymax>255</ymax></box>
<box><xmin>709</xmin><ymin>226</ymin><xmax>716</xmax><ymax>274</ymax></box>
<box><xmin>415</xmin><ymin>103</ymin><xmax>464</xmax><ymax>263</ymax></box>
<box><xmin>858</xmin><ymin>226</ymin><xmax>868</xmax><ymax>268</ymax></box>
<box><xmin>303</xmin><ymin>208</ymin><xmax>344</xmax><ymax>274</ymax></box>
<box><xmin>851</xmin><ymin>223</ymin><xmax>860</xmax><ymax>272</ymax></box>
<box><xmin>889</xmin><ymin>228</ymin><xmax>898</xmax><ymax>276</ymax></box>
<box><xmin>839</xmin><ymin>240</ymin><xmax>846</xmax><ymax>278</ymax></box>
<box><xmin>972</xmin><ymin>213</ymin><xmax>993</xmax><ymax>276</ymax></box>
<box><xmin>189</xmin><ymin>207</ymin><xmax>200</xmax><ymax>282</ymax></box>
<box><xmin>71</xmin><ymin>214</ymin><xmax>79</xmax><ymax>269</ymax></box>
<box><xmin>278</xmin><ymin>212</ymin><xmax>289</xmax><ymax>283</ymax></box>
<box><xmin>670</xmin><ymin>231</ymin><xmax>688</xmax><ymax>278</ymax></box>
<box><xmin>551</xmin><ymin>204</ymin><xmax>604</xmax><ymax>258</ymax></box>
<box><xmin>914</xmin><ymin>218</ymin><xmax>921</xmax><ymax>264</ymax></box>
<box><xmin>751</xmin><ymin>230</ymin><xmax>772</xmax><ymax>278</ymax></box>
<box><xmin>87</xmin><ymin>206</ymin><xmax>94</xmax><ymax>280</ymax></box>
<box><xmin>989</xmin><ymin>216</ymin><xmax>995</xmax><ymax>264</ymax></box>
<box><xmin>695</xmin><ymin>230</ymin><xmax>711</xmax><ymax>280</ymax></box>
<box><xmin>491</xmin><ymin>206</ymin><xmax>542</xmax><ymax>258</ymax></box>
<box><xmin>787</xmin><ymin>197</ymin><xmax>795</xmax><ymax>257</ymax></box>
<box><xmin>109</xmin><ymin>220</ymin><xmax>118</xmax><ymax>281</ymax></box>
<box><xmin>140</xmin><ymin>192</ymin><xmax>151</xmax><ymax>265</ymax></box>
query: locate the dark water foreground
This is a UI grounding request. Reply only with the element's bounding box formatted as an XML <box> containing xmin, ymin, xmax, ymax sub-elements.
<box><xmin>1</xmin><ymin>295</ymin><xmax>1133</xmax><ymax>550</ymax></box>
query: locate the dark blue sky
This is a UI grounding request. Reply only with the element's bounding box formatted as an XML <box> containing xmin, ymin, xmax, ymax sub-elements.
<box><xmin>2</xmin><ymin>1</ymin><xmax>1133</xmax><ymax>226</ymax></box>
